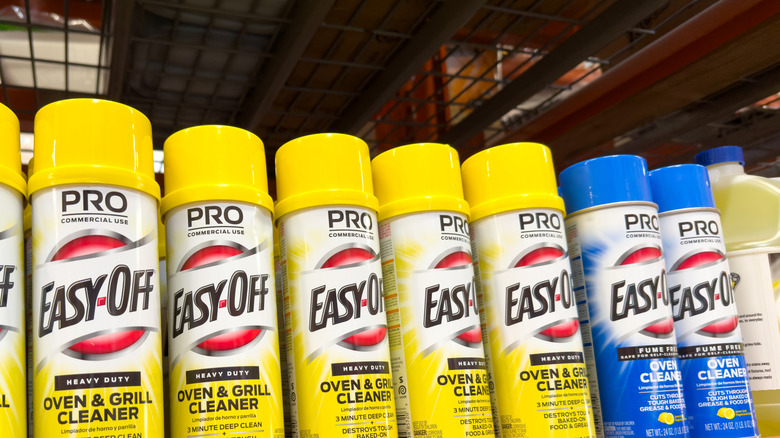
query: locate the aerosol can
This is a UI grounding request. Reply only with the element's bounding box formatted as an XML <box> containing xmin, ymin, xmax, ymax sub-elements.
<box><xmin>162</xmin><ymin>125</ymin><xmax>284</xmax><ymax>437</ymax></box>
<box><xmin>275</xmin><ymin>133</ymin><xmax>398</xmax><ymax>438</ymax></box>
<box><xmin>30</xmin><ymin>99</ymin><xmax>164</xmax><ymax>438</ymax></box>
<box><xmin>560</xmin><ymin>155</ymin><xmax>689</xmax><ymax>438</ymax></box>
<box><xmin>463</xmin><ymin>143</ymin><xmax>596</xmax><ymax>438</ymax></box>
<box><xmin>650</xmin><ymin>164</ymin><xmax>757</xmax><ymax>437</ymax></box>
<box><xmin>373</xmin><ymin>143</ymin><xmax>495</xmax><ymax>437</ymax></box>
<box><xmin>0</xmin><ymin>102</ymin><xmax>28</xmax><ymax>438</ymax></box>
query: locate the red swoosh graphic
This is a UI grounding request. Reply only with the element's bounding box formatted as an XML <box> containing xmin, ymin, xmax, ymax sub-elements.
<box><xmin>699</xmin><ymin>317</ymin><xmax>738</xmax><ymax>335</ymax></box>
<box><xmin>539</xmin><ymin>320</ymin><xmax>580</xmax><ymax>338</ymax></box>
<box><xmin>619</xmin><ymin>247</ymin><xmax>662</xmax><ymax>266</ymax></box>
<box><xmin>322</xmin><ymin>247</ymin><xmax>386</xmax><ymax>347</ymax></box>
<box><xmin>620</xmin><ymin>247</ymin><xmax>673</xmax><ymax>336</ymax></box>
<box><xmin>676</xmin><ymin>251</ymin><xmax>736</xmax><ymax>336</ymax></box>
<box><xmin>52</xmin><ymin>234</ymin><xmax>145</xmax><ymax>355</ymax></box>
<box><xmin>515</xmin><ymin>247</ymin><xmax>563</xmax><ymax>268</ymax></box>
<box><xmin>676</xmin><ymin>251</ymin><xmax>723</xmax><ymax>271</ymax></box>
<box><xmin>181</xmin><ymin>245</ymin><xmax>242</xmax><ymax>271</ymax></box>
<box><xmin>516</xmin><ymin>246</ymin><xmax>580</xmax><ymax>341</ymax></box>
<box><xmin>182</xmin><ymin>244</ymin><xmax>261</xmax><ymax>352</ymax></box>
<box><xmin>435</xmin><ymin>251</ymin><xmax>482</xmax><ymax>344</ymax></box>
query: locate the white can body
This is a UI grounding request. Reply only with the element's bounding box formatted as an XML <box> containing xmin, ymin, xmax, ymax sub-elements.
<box><xmin>472</xmin><ymin>208</ymin><xmax>596</xmax><ymax>438</ymax></box>
<box><xmin>0</xmin><ymin>186</ymin><xmax>25</xmax><ymax>438</ymax></box>
<box><xmin>32</xmin><ymin>184</ymin><xmax>163</xmax><ymax>437</ymax></box>
<box><xmin>25</xmin><ymin>214</ymin><xmax>33</xmax><ymax>438</ymax></box>
<box><xmin>380</xmin><ymin>211</ymin><xmax>493</xmax><ymax>437</ymax></box>
<box><xmin>166</xmin><ymin>200</ymin><xmax>284</xmax><ymax>437</ymax></box>
<box><xmin>280</xmin><ymin>205</ymin><xmax>397</xmax><ymax>438</ymax></box>
<box><xmin>566</xmin><ymin>202</ymin><xmax>690</xmax><ymax>437</ymax></box>
<box><xmin>273</xmin><ymin>243</ymin><xmax>292</xmax><ymax>437</ymax></box>
<box><xmin>660</xmin><ymin>208</ymin><xmax>758</xmax><ymax>436</ymax></box>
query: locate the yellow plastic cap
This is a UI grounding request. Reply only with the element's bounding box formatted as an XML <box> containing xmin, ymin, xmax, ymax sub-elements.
<box><xmin>275</xmin><ymin>133</ymin><xmax>378</xmax><ymax>219</ymax></box>
<box><xmin>161</xmin><ymin>125</ymin><xmax>273</xmax><ymax>218</ymax></box>
<box><xmin>0</xmin><ymin>103</ymin><xmax>27</xmax><ymax>196</ymax></box>
<box><xmin>29</xmin><ymin>99</ymin><xmax>159</xmax><ymax>199</ymax></box>
<box><xmin>462</xmin><ymin>142</ymin><xmax>564</xmax><ymax>222</ymax></box>
<box><xmin>372</xmin><ymin>143</ymin><xmax>469</xmax><ymax>222</ymax></box>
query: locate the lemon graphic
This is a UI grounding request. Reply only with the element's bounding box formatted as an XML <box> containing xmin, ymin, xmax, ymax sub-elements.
<box><xmin>717</xmin><ymin>407</ymin><xmax>736</xmax><ymax>419</ymax></box>
<box><xmin>658</xmin><ymin>412</ymin><xmax>675</xmax><ymax>425</ymax></box>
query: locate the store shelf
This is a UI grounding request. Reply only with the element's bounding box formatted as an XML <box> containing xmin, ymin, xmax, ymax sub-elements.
<box><xmin>0</xmin><ymin>0</ymin><xmax>778</xmax><ymax>183</ymax></box>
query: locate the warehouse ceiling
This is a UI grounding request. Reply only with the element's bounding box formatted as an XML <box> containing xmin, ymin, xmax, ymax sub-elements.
<box><xmin>1</xmin><ymin>0</ymin><xmax>779</xmax><ymax>185</ymax></box>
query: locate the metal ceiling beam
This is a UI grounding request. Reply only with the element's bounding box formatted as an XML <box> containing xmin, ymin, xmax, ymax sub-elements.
<box><xmin>240</xmin><ymin>0</ymin><xmax>336</xmax><ymax>132</ymax></box>
<box><xmin>107</xmin><ymin>0</ymin><xmax>137</xmax><ymax>100</ymax></box>
<box><xmin>547</xmin><ymin>3</ymin><xmax>780</xmax><ymax>164</ymax></box>
<box><xmin>438</xmin><ymin>0</ymin><xmax>670</xmax><ymax>149</ymax></box>
<box><xmin>499</xmin><ymin>0</ymin><xmax>779</xmax><ymax>149</ymax></box>
<box><xmin>647</xmin><ymin>111</ymin><xmax>780</xmax><ymax>172</ymax></box>
<box><xmin>616</xmin><ymin>64</ymin><xmax>780</xmax><ymax>155</ymax></box>
<box><xmin>680</xmin><ymin>108</ymin><xmax>780</xmax><ymax>150</ymax></box>
<box><xmin>329</xmin><ymin>0</ymin><xmax>488</xmax><ymax>134</ymax></box>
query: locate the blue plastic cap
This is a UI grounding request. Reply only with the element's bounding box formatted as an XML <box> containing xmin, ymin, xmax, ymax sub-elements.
<box><xmin>648</xmin><ymin>164</ymin><xmax>715</xmax><ymax>214</ymax></box>
<box><xmin>694</xmin><ymin>146</ymin><xmax>744</xmax><ymax>166</ymax></box>
<box><xmin>559</xmin><ymin>155</ymin><xmax>652</xmax><ymax>215</ymax></box>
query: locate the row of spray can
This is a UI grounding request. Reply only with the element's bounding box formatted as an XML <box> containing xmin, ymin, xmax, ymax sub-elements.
<box><xmin>19</xmin><ymin>100</ymin><xmax>287</xmax><ymax>438</ymax></box>
<box><xmin>279</xmin><ymin>138</ymin><xmax>589</xmax><ymax>437</ymax></box>
<box><xmin>2</xmin><ymin>96</ymin><xmax>778</xmax><ymax>438</ymax></box>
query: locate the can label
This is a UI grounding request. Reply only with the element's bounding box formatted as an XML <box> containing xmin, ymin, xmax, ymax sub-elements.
<box><xmin>159</xmin><ymin>255</ymin><xmax>169</xmax><ymax>437</ymax></box>
<box><xmin>473</xmin><ymin>208</ymin><xmax>596</xmax><ymax>438</ymax></box>
<box><xmin>660</xmin><ymin>208</ymin><xmax>757</xmax><ymax>436</ymax></box>
<box><xmin>273</xmin><ymin>243</ymin><xmax>292</xmax><ymax>437</ymax></box>
<box><xmin>565</xmin><ymin>203</ymin><xmax>690</xmax><ymax>437</ymax></box>
<box><xmin>726</xmin><ymin>248</ymin><xmax>780</xmax><ymax>394</ymax></box>
<box><xmin>25</xmin><ymin>216</ymin><xmax>33</xmax><ymax>438</ymax></box>
<box><xmin>380</xmin><ymin>212</ymin><xmax>494</xmax><ymax>437</ymax></box>
<box><xmin>167</xmin><ymin>201</ymin><xmax>284</xmax><ymax>437</ymax></box>
<box><xmin>0</xmin><ymin>189</ymin><xmax>25</xmax><ymax>437</ymax></box>
<box><xmin>470</xmin><ymin>229</ymin><xmax>502</xmax><ymax>438</ymax></box>
<box><xmin>281</xmin><ymin>206</ymin><xmax>397</xmax><ymax>438</ymax></box>
<box><xmin>32</xmin><ymin>185</ymin><xmax>163</xmax><ymax>437</ymax></box>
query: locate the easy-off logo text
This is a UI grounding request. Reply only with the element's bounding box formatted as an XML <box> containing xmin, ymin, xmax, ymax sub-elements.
<box><xmin>39</xmin><ymin>265</ymin><xmax>155</xmax><ymax>336</ymax></box>
<box><xmin>610</xmin><ymin>270</ymin><xmax>669</xmax><ymax>321</ymax></box>
<box><xmin>172</xmin><ymin>271</ymin><xmax>269</xmax><ymax>337</ymax></box>
<box><xmin>505</xmin><ymin>269</ymin><xmax>572</xmax><ymax>325</ymax></box>
<box><xmin>0</xmin><ymin>265</ymin><xmax>15</xmax><ymax>308</ymax></box>
<box><xmin>424</xmin><ymin>278</ymin><xmax>477</xmax><ymax>328</ymax></box>
<box><xmin>309</xmin><ymin>272</ymin><xmax>383</xmax><ymax>332</ymax></box>
<box><xmin>670</xmin><ymin>271</ymin><xmax>732</xmax><ymax>321</ymax></box>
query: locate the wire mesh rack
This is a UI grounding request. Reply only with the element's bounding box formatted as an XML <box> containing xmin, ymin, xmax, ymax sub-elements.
<box><xmin>0</xmin><ymin>0</ymin><xmax>113</xmax><ymax>140</ymax></box>
<box><xmin>1</xmin><ymin>0</ymin><xmax>778</xmax><ymax>178</ymax></box>
<box><xmin>253</xmin><ymin>0</ymin><xmax>442</xmax><ymax>148</ymax></box>
<box><xmin>356</xmin><ymin>0</ymin><xmax>716</xmax><ymax>155</ymax></box>
<box><xmin>117</xmin><ymin>0</ymin><xmax>293</xmax><ymax>146</ymax></box>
